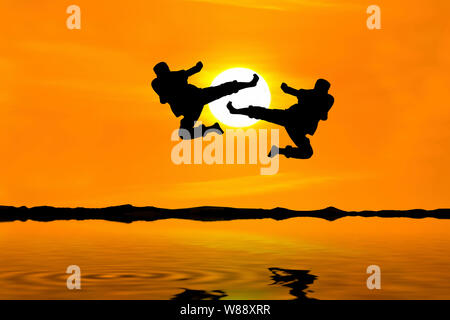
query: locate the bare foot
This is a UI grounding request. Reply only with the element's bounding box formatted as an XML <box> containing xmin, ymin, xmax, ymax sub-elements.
<box><xmin>249</xmin><ymin>74</ymin><xmax>259</xmax><ymax>87</ymax></box>
<box><xmin>268</xmin><ymin>145</ymin><xmax>279</xmax><ymax>158</ymax></box>
<box><xmin>226</xmin><ymin>101</ymin><xmax>239</xmax><ymax>114</ymax></box>
<box><xmin>206</xmin><ymin>122</ymin><xmax>224</xmax><ymax>135</ymax></box>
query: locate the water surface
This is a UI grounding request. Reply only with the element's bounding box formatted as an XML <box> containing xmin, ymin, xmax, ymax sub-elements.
<box><xmin>0</xmin><ymin>217</ymin><xmax>449</xmax><ymax>299</ymax></box>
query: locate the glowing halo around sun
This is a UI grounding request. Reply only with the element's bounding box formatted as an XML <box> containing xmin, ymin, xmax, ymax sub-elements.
<box><xmin>208</xmin><ymin>68</ymin><xmax>271</xmax><ymax>127</ymax></box>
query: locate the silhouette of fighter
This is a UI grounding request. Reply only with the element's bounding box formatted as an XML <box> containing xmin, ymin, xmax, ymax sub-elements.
<box><xmin>227</xmin><ymin>79</ymin><xmax>334</xmax><ymax>159</ymax></box>
<box><xmin>151</xmin><ymin>61</ymin><xmax>259</xmax><ymax>139</ymax></box>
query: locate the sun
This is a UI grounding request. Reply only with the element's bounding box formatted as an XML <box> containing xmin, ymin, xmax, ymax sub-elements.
<box><xmin>208</xmin><ymin>68</ymin><xmax>271</xmax><ymax>127</ymax></box>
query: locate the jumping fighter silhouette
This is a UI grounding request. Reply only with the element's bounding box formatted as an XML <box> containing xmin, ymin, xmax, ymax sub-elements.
<box><xmin>152</xmin><ymin>61</ymin><xmax>259</xmax><ymax>139</ymax></box>
<box><xmin>227</xmin><ymin>79</ymin><xmax>334</xmax><ymax>159</ymax></box>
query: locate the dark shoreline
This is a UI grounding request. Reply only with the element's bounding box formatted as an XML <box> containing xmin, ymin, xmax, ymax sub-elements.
<box><xmin>1</xmin><ymin>205</ymin><xmax>449</xmax><ymax>223</ymax></box>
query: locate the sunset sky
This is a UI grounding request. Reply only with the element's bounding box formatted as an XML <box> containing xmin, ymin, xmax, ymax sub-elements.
<box><xmin>1</xmin><ymin>0</ymin><xmax>449</xmax><ymax>210</ymax></box>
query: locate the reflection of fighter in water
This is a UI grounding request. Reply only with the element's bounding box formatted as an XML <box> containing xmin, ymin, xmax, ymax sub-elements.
<box><xmin>269</xmin><ymin>267</ymin><xmax>317</xmax><ymax>300</ymax></box>
<box><xmin>227</xmin><ymin>79</ymin><xmax>334</xmax><ymax>159</ymax></box>
<box><xmin>151</xmin><ymin>61</ymin><xmax>259</xmax><ymax>139</ymax></box>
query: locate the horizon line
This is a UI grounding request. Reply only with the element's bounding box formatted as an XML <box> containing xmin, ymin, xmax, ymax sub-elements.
<box><xmin>1</xmin><ymin>205</ymin><xmax>449</xmax><ymax>223</ymax></box>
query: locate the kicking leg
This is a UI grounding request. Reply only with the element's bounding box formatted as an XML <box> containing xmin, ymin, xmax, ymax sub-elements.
<box><xmin>279</xmin><ymin>145</ymin><xmax>313</xmax><ymax>159</ymax></box>
<box><xmin>201</xmin><ymin>74</ymin><xmax>259</xmax><ymax>105</ymax></box>
<box><xmin>269</xmin><ymin>136</ymin><xmax>313</xmax><ymax>159</ymax></box>
<box><xmin>278</xmin><ymin>135</ymin><xmax>313</xmax><ymax>159</ymax></box>
<box><xmin>179</xmin><ymin>117</ymin><xmax>223</xmax><ymax>140</ymax></box>
<box><xmin>227</xmin><ymin>102</ymin><xmax>288</xmax><ymax>127</ymax></box>
<box><xmin>269</xmin><ymin>145</ymin><xmax>313</xmax><ymax>159</ymax></box>
<box><xmin>178</xmin><ymin>101</ymin><xmax>224</xmax><ymax>140</ymax></box>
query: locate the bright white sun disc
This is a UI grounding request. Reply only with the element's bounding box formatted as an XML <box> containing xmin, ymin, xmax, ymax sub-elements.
<box><xmin>208</xmin><ymin>68</ymin><xmax>271</xmax><ymax>127</ymax></box>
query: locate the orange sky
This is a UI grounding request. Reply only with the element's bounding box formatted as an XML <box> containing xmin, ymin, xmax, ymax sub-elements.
<box><xmin>0</xmin><ymin>0</ymin><xmax>449</xmax><ymax>210</ymax></box>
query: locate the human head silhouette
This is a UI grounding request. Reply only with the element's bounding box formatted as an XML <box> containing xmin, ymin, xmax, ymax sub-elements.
<box><xmin>314</xmin><ymin>79</ymin><xmax>330</xmax><ymax>93</ymax></box>
<box><xmin>154</xmin><ymin>62</ymin><xmax>170</xmax><ymax>76</ymax></box>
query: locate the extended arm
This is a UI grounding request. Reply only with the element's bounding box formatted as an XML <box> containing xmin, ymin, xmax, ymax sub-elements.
<box><xmin>186</xmin><ymin>61</ymin><xmax>203</xmax><ymax>77</ymax></box>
